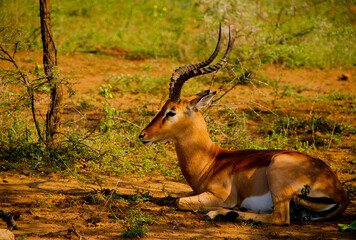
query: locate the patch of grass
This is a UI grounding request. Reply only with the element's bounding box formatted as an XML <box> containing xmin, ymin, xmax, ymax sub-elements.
<box><xmin>106</xmin><ymin>74</ymin><xmax>166</xmax><ymax>95</ymax></box>
<box><xmin>125</xmin><ymin>190</ymin><xmax>153</xmax><ymax>206</ymax></box>
<box><xmin>202</xmin><ymin>0</ymin><xmax>355</xmax><ymax>69</ymax></box>
<box><xmin>241</xmin><ymin>218</ymin><xmax>263</xmax><ymax>228</ymax></box>
<box><xmin>16</xmin><ymin>236</ymin><xmax>27</xmax><ymax>240</ymax></box>
<box><xmin>2</xmin><ymin>0</ymin><xmax>355</xmax><ymax>68</ymax></box>
<box><xmin>121</xmin><ymin>209</ymin><xmax>156</xmax><ymax>238</ymax></box>
<box><xmin>76</xmin><ymin>99</ymin><xmax>97</xmax><ymax>111</ymax></box>
<box><xmin>347</xmin><ymin>158</ymin><xmax>356</xmax><ymax>164</ymax></box>
<box><xmin>266</xmin><ymin>116</ymin><xmax>348</xmax><ymax>135</ymax></box>
<box><xmin>321</xmin><ymin>91</ymin><xmax>356</xmax><ymax>101</ymax></box>
<box><xmin>278</xmin><ymin>85</ymin><xmax>308</xmax><ymax>99</ymax></box>
<box><xmin>0</xmin><ymin>128</ymin><xmax>93</xmax><ymax>173</ymax></box>
<box><xmin>1</xmin><ymin>0</ymin><xmax>206</xmax><ymax>61</ymax></box>
<box><xmin>205</xmin><ymin>107</ymin><xmax>314</xmax><ymax>152</ymax></box>
<box><xmin>258</xmin><ymin>115</ymin><xmax>353</xmax><ymax>149</ymax></box>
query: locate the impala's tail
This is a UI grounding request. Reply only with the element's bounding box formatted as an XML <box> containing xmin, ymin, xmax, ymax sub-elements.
<box><xmin>294</xmin><ymin>195</ymin><xmax>350</xmax><ymax>221</ymax></box>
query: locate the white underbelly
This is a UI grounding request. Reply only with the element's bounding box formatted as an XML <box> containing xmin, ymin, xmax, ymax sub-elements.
<box><xmin>240</xmin><ymin>192</ymin><xmax>273</xmax><ymax>213</ymax></box>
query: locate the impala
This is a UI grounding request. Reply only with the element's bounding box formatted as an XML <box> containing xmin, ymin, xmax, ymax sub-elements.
<box><xmin>139</xmin><ymin>26</ymin><xmax>349</xmax><ymax>225</ymax></box>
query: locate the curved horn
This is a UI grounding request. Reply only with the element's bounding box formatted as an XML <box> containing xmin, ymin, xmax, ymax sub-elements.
<box><xmin>169</xmin><ymin>24</ymin><xmax>222</xmax><ymax>101</ymax></box>
<box><xmin>169</xmin><ymin>25</ymin><xmax>232</xmax><ymax>102</ymax></box>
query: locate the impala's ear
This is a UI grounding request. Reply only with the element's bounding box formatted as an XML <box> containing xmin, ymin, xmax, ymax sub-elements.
<box><xmin>189</xmin><ymin>91</ymin><xmax>216</xmax><ymax>110</ymax></box>
<box><xmin>195</xmin><ymin>90</ymin><xmax>211</xmax><ymax>97</ymax></box>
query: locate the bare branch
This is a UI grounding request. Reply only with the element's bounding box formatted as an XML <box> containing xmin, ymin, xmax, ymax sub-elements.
<box><xmin>211</xmin><ymin>99</ymin><xmax>278</xmax><ymax>118</ymax></box>
<box><xmin>114</xmin><ymin>116</ymin><xmax>142</xmax><ymax>129</ymax></box>
<box><xmin>212</xmin><ymin>77</ymin><xmax>241</xmax><ymax>104</ymax></box>
<box><xmin>12</xmin><ymin>41</ymin><xmax>19</xmax><ymax>59</ymax></box>
<box><xmin>0</xmin><ymin>45</ymin><xmax>28</xmax><ymax>85</ymax></box>
<box><xmin>0</xmin><ymin>44</ymin><xmax>44</xmax><ymax>142</ymax></box>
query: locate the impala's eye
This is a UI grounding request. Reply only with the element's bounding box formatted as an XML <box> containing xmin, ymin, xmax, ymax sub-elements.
<box><xmin>166</xmin><ymin>111</ymin><xmax>176</xmax><ymax>118</ymax></box>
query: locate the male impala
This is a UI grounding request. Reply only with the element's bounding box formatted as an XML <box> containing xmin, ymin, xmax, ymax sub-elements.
<box><xmin>139</xmin><ymin>26</ymin><xmax>349</xmax><ymax>225</ymax></box>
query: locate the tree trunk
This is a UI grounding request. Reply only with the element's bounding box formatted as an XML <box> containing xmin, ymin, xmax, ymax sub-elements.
<box><xmin>39</xmin><ymin>0</ymin><xmax>63</xmax><ymax>147</ymax></box>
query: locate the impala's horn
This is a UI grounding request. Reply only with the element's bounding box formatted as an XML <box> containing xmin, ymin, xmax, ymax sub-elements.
<box><xmin>169</xmin><ymin>25</ymin><xmax>233</xmax><ymax>102</ymax></box>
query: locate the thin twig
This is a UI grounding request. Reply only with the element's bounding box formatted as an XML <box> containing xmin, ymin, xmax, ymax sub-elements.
<box><xmin>249</xmin><ymin>100</ymin><xmax>278</xmax><ymax>116</ymax></box>
<box><xmin>251</xmin><ymin>78</ymin><xmax>269</xmax><ymax>87</ymax></box>
<box><xmin>0</xmin><ymin>45</ymin><xmax>28</xmax><ymax>85</ymax></box>
<box><xmin>208</xmin><ymin>67</ymin><xmax>221</xmax><ymax>91</ymax></box>
<box><xmin>12</xmin><ymin>41</ymin><xmax>19</xmax><ymax>59</ymax></box>
<box><xmin>250</xmin><ymin>79</ymin><xmax>267</xmax><ymax>97</ymax></box>
<box><xmin>69</xmin><ymin>224</ymin><xmax>83</xmax><ymax>240</ymax></box>
<box><xmin>104</xmin><ymin>179</ymin><xmax>122</xmax><ymax>207</ymax></box>
<box><xmin>55</xmin><ymin>131</ymin><xmax>108</xmax><ymax>156</ymax></box>
<box><xmin>211</xmin><ymin>100</ymin><xmax>278</xmax><ymax>117</ymax></box>
<box><xmin>114</xmin><ymin>116</ymin><xmax>141</xmax><ymax>129</ymax></box>
<box><xmin>327</xmin><ymin>122</ymin><xmax>337</xmax><ymax>150</ymax></box>
<box><xmin>212</xmin><ymin>79</ymin><xmax>240</xmax><ymax>104</ymax></box>
<box><xmin>309</xmin><ymin>89</ymin><xmax>322</xmax><ymax>117</ymax></box>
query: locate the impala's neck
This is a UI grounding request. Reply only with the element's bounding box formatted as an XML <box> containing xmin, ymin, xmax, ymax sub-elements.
<box><xmin>173</xmin><ymin>114</ymin><xmax>219</xmax><ymax>193</ymax></box>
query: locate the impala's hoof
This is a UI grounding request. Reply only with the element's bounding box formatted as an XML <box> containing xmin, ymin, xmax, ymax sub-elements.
<box><xmin>201</xmin><ymin>214</ymin><xmax>212</xmax><ymax>221</ymax></box>
<box><xmin>225</xmin><ymin>211</ymin><xmax>239</xmax><ymax>222</ymax></box>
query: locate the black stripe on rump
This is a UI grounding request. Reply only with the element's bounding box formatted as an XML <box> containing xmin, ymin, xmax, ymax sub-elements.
<box><xmin>296</xmin><ymin>195</ymin><xmax>336</xmax><ymax>204</ymax></box>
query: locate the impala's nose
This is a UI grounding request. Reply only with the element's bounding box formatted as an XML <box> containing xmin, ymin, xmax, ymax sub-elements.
<box><xmin>139</xmin><ymin>132</ymin><xmax>153</xmax><ymax>146</ymax></box>
<box><xmin>139</xmin><ymin>133</ymin><xmax>146</xmax><ymax>140</ymax></box>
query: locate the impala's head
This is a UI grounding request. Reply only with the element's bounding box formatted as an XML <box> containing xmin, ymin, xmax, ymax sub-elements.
<box><xmin>139</xmin><ymin>91</ymin><xmax>217</xmax><ymax>145</ymax></box>
<box><xmin>139</xmin><ymin>25</ymin><xmax>233</xmax><ymax>146</ymax></box>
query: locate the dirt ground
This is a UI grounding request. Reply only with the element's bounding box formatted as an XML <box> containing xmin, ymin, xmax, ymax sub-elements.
<box><xmin>0</xmin><ymin>52</ymin><xmax>355</xmax><ymax>239</ymax></box>
<box><xmin>1</xmin><ymin>173</ymin><xmax>355</xmax><ymax>240</ymax></box>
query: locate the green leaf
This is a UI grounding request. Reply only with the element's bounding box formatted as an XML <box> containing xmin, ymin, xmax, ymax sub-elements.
<box><xmin>338</xmin><ymin>221</ymin><xmax>356</xmax><ymax>232</ymax></box>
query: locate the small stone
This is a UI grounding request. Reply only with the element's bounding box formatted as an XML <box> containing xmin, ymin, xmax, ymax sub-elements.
<box><xmin>338</xmin><ymin>73</ymin><xmax>351</xmax><ymax>81</ymax></box>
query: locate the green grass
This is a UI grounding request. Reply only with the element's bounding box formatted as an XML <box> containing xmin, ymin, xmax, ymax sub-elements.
<box><xmin>1</xmin><ymin>0</ymin><xmax>355</xmax><ymax>68</ymax></box>
<box><xmin>321</xmin><ymin>91</ymin><xmax>356</xmax><ymax>101</ymax></box>
<box><xmin>197</xmin><ymin>0</ymin><xmax>356</xmax><ymax>68</ymax></box>
<box><xmin>121</xmin><ymin>209</ymin><xmax>156</xmax><ymax>238</ymax></box>
<box><xmin>105</xmin><ymin>73</ymin><xmax>167</xmax><ymax>95</ymax></box>
<box><xmin>1</xmin><ymin>0</ymin><xmax>206</xmax><ymax>61</ymax></box>
<box><xmin>267</xmin><ymin>116</ymin><xmax>349</xmax><ymax>135</ymax></box>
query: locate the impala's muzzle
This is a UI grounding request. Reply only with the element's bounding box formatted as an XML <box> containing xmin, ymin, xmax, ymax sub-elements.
<box><xmin>139</xmin><ymin>131</ymin><xmax>153</xmax><ymax>146</ymax></box>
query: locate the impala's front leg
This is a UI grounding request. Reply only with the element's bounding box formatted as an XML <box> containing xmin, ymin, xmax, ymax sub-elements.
<box><xmin>177</xmin><ymin>192</ymin><xmax>225</xmax><ymax>211</ymax></box>
<box><xmin>205</xmin><ymin>198</ymin><xmax>291</xmax><ymax>225</ymax></box>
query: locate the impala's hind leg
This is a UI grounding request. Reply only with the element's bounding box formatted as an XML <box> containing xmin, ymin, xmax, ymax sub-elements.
<box><xmin>267</xmin><ymin>152</ymin><xmax>350</xmax><ymax>222</ymax></box>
